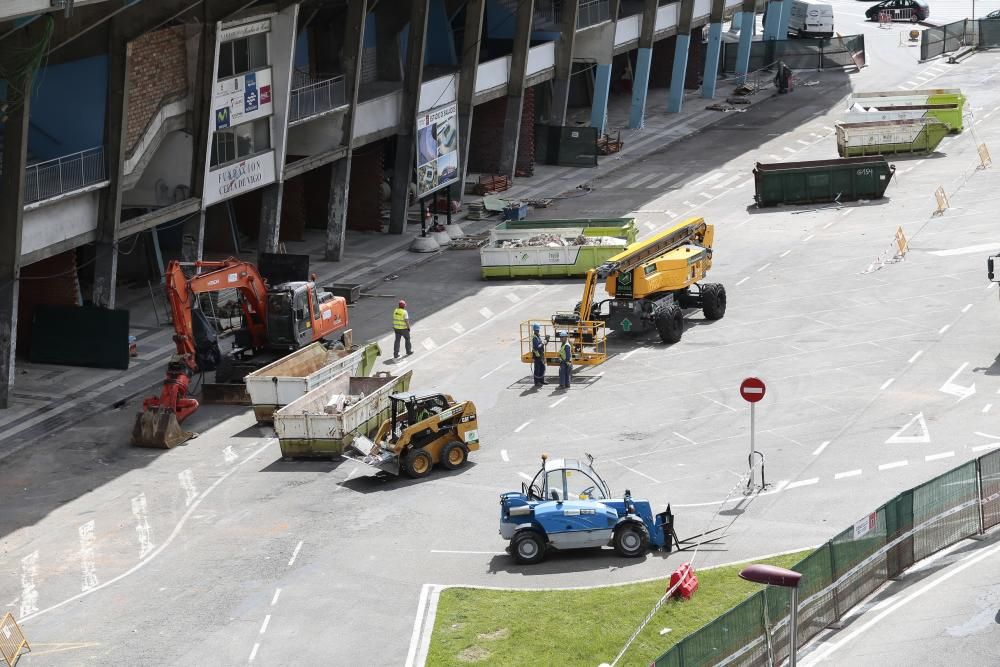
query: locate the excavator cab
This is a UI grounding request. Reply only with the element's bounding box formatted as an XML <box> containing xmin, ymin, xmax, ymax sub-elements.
<box><xmin>266</xmin><ymin>282</ymin><xmax>346</xmax><ymax>350</ymax></box>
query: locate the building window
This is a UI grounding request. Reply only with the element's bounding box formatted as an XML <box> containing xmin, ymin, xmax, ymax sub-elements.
<box><xmin>211</xmin><ymin>118</ymin><xmax>271</xmax><ymax>168</ymax></box>
<box><xmin>217</xmin><ymin>33</ymin><xmax>268</xmax><ymax>79</ymax></box>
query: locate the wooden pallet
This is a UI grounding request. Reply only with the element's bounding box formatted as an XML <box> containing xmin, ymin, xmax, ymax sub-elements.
<box><xmin>473</xmin><ymin>174</ymin><xmax>511</xmax><ymax>195</ymax></box>
<box><xmin>597</xmin><ymin>130</ymin><xmax>623</xmax><ymax>155</ymax></box>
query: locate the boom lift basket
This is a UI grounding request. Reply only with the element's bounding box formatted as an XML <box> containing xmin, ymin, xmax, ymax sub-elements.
<box><xmin>520</xmin><ymin>320</ymin><xmax>607</xmax><ymax>366</ymax></box>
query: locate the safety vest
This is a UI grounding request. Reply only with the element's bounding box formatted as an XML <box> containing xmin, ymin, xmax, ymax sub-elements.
<box><xmin>393</xmin><ymin>308</ymin><xmax>409</xmax><ymax>330</ymax></box>
<box><xmin>532</xmin><ymin>334</ymin><xmax>544</xmax><ymax>359</ymax></box>
<box><xmin>559</xmin><ymin>342</ymin><xmax>572</xmax><ymax>363</ymax></box>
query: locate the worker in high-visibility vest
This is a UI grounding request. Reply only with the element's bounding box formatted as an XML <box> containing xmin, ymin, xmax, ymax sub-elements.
<box><xmin>557</xmin><ymin>330</ymin><xmax>572</xmax><ymax>389</ymax></box>
<box><xmin>531</xmin><ymin>324</ymin><xmax>546</xmax><ymax>388</ymax></box>
<box><xmin>393</xmin><ymin>300</ymin><xmax>413</xmax><ymax>359</ymax></box>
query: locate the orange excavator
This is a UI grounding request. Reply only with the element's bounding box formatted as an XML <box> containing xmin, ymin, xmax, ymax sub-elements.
<box><xmin>132</xmin><ymin>258</ymin><xmax>348</xmax><ymax>448</ymax></box>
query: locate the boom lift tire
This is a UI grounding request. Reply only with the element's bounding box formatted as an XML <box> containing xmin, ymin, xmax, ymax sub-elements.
<box><xmin>656</xmin><ymin>304</ymin><xmax>684</xmax><ymax>344</ymax></box>
<box><xmin>512</xmin><ymin>530</ymin><xmax>547</xmax><ymax>564</ymax></box>
<box><xmin>404</xmin><ymin>448</ymin><xmax>434</xmax><ymax>478</ymax></box>
<box><xmin>440</xmin><ymin>441</ymin><xmax>468</xmax><ymax>470</ymax></box>
<box><xmin>701</xmin><ymin>283</ymin><xmax>727</xmax><ymax>320</ymax></box>
<box><xmin>612</xmin><ymin>522</ymin><xmax>650</xmax><ymax>558</ymax></box>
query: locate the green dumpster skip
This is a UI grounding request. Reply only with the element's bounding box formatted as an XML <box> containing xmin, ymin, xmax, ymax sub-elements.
<box><xmin>481</xmin><ymin>217</ymin><xmax>638</xmax><ymax>278</ymax></box>
<box><xmin>835</xmin><ymin>119</ymin><xmax>951</xmax><ymax>157</ymax></box>
<box><xmin>850</xmin><ymin>88</ymin><xmax>965</xmax><ymax>113</ymax></box>
<box><xmin>848</xmin><ymin>103</ymin><xmax>963</xmax><ymax>133</ymax></box>
<box><xmin>754</xmin><ymin>157</ymin><xmax>895</xmax><ymax>207</ymax></box>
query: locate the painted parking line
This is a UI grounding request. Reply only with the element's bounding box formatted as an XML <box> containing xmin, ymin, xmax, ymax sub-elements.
<box><xmin>421</xmin><ymin>338</ymin><xmax>437</xmax><ymax>351</ymax></box>
<box><xmin>500</xmin><ymin>449</ymin><xmax>510</xmax><ymax>462</ymax></box>
<box><xmin>783</xmin><ymin>147</ymin><xmax>797</xmax><ymax>153</ymax></box>
<box><xmin>479</xmin><ymin>307</ymin><xmax>494</xmax><ymax>319</ymax></box>
<box><xmin>518</xmin><ymin>472</ymin><xmax>533</xmax><ymax>481</ymax></box>
<box><xmin>505</xmin><ymin>293</ymin><xmax>521</xmax><ymax>304</ymax></box>
<box><xmin>614</xmin><ymin>460</ymin><xmax>661</xmax><ymax>484</ymax></box>
<box><xmin>736</xmin><ymin>277</ymin><xmax>750</xmax><ymax>286</ymax></box>
<box><xmin>835</xmin><ymin>469</ymin><xmax>862</xmax><ymax>480</ymax></box>
<box><xmin>780</xmin><ymin>249</ymin><xmax>792</xmax><ymax>258</ymax></box>
<box><xmin>961</xmin><ymin>303</ymin><xmax>973</xmax><ymax>313</ymax></box>
<box><xmin>480</xmin><ymin>361</ymin><xmax>509</xmax><ymax>379</ymax></box>
<box><xmin>878</xmin><ymin>460</ymin><xmax>908</xmax><ymax>471</ymax></box>
<box><xmin>908</xmin><ymin>350</ymin><xmax>923</xmax><ymax>363</ymax></box>
<box><xmin>813</xmin><ymin>440</ymin><xmax>831</xmax><ymax>456</ymax></box>
<box><xmin>925</xmin><ymin>451</ymin><xmax>955</xmax><ymax>462</ymax></box>
<box><xmin>550</xmin><ymin>397</ymin><xmax>568</xmax><ymax>408</ymax></box>
<box><xmin>938</xmin><ymin>324</ymin><xmax>951</xmax><ymax>335</ymax></box>
<box><xmin>803</xmin><ymin>234</ymin><xmax>814</xmax><ymax>242</ymax></box>
<box><xmin>630</xmin><ymin>173</ymin><xmax>661</xmax><ymax>188</ymax></box>
<box><xmin>972</xmin><ymin>443</ymin><xmax>1000</xmax><ymax>452</ymax></box>
<box><xmin>648</xmin><ymin>173</ymin><xmax>682</xmax><ymax>189</ymax></box>
<box><xmin>983</xmin><ymin>404</ymin><xmax>993</xmax><ymax>414</ymax></box>
<box><xmin>287</xmin><ymin>540</ymin><xmax>304</xmax><ymax>567</ymax></box>
<box><xmin>514</xmin><ymin>421</ymin><xmax>532</xmax><ymax>433</ymax></box>
<box><xmin>786</xmin><ymin>478</ymin><xmax>819</xmax><ymax>490</ymax></box>
<box><xmin>673</xmin><ymin>431</ymin><xmax>697</xmax><ymax>445</ymax></box>
<box><xmin>605</xmin><ymin>172</ymin><xmax>638</xmax><ymax>188</ymax></box>
<box><xmin>880</xmin><ymin>378</ymin><xmax>895</xmax><ymax>391</ymax></box>
<box><xmin>711</xmin><ymin>174</ymin><xmax>744</xmax><ymax>190</ymax></box>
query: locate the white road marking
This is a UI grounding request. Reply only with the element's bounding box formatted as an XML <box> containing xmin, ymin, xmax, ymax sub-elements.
<box><xmin>683</xmin><ymin>200</ymin><xmax>697</xmax><ymax>207</ymax></box>
<box><xmin>620</xmin><ymin>348</ymin><xmax>643</xmax><ymax>361</ymax></box>
<box><xmin>514</xmin><ymin>421</ymin><xmax>532</xmax><ymax>433</ymax></box>
<box><xmin>938</xmin><ymin>324</ymin><xmax>950</xmax><ymax>335</ymax></box>
<box><xmin>178</xmin><ymin>469</ymin><xmax>197</xmax><ymax>507</ymax></box>
<box><xmin>699</xmin><ymin>192</ymin><xmax>713</xmax><ymax>200</ymax></box>
<box><xmin>500</xmin><ymin>449</ymin><xmax>510</xmax><ymax>462</ymax></box>
<box><xmin>878</xmin><ymin>460</ymin><xmax>908</xmax><ymax>471</ymax></box>
<box><xmin>768</xmin><ymin>154</ymin><xmax>783</xmax><ymax>161</ymax></box>
<box><xmin>780</xmin><ymin>249</ymin><xmax>791</xmax><ymax>258</ymax></box>
<box><xmin>925</xmin><ymin>451</ymin><xmax>954</xmax><ymax>462</ymax></box>
<box><xmin>19</xmin><ymin>551</ymin><xmax>39</xmax><ymax>618</ymax></box>
<box><xmin>271</xmin><ymin>588</ymin><xmax>282</xmax><ymax>606</ymax></box>
<box><xmin>644</xmin><ymin>221</ymin><xmax>656</xmax><ymax>230</ymax></box>
<box><xmin>430</xmin><ymin>550</ymin><xmax>506</xmax><ymax>555</ymax></box>
<box><xmin>841</xmin><ymin>208</ymin><xmax>854</xmax><ymax>217</ymax></box>
<box><xmin>797</xmin><ymin>139</ymin><xmax>810</xmax><ymax>145</ymax></box>
<box><xmin>604</xmin><ymin>172</ymin><xmax>638</xmax><ymax>188</ymax></box>
<box><xmin>880</xmin><ymin>378</ymin><xmax>895</xmax><ymax>391</ymax></box>
<box><xmin>672</xmin><ymin>431</ymin><xmax>697</xmax><ymax>445</ymax></box>
<box><xmin>835</xmin><ymin>469</ymin><xmax>862</xmax><ymax>480</ymax></box>
<box><xmin>983</xmin><ymin>404</ymin><xmax>993</xmax><ymax>414</ymax></box>
<box><xmin>886</xmin><ymin>412</ymin><xmax>930</xmax><ymax>444</ymax></box>
<box><xmin>904</xmin><ymin>81</ymin><xmax>918</xmax><ymax>86</ymax></box>
<box><xmin>691</xmin><ymin>171</ymin><xmax>726</xmax><ymax>187</ymax></box>
<box><xmin>907</xmin><ymin>350</ymin><xmax>923</xmax><ymax>364</ymax></box>
<box><xmin>823</xmin><ymin>220</ymin><xmax>836</xmax><ymax>229</ymax></box>
<box><xmin>131</xmin><ymin>493</ymin><xmax>154</xmax><ymax>559</ymax></box>
<box><xmin>79</xmin><ymin>520</ymin><xmax>98</xmax><ymax>592</ymax></box>
<box><xmin>223</xmin><ymin>445</ymin><xmax>238</xmax><ymax>463</ymax></box>
<box><xmin>736</xmin><ymin>277</ymin><xmax>750</xmax><ymax>286</ymax></box>
<box><xmin>666</xmin><ymin>210</ymin><xmax>678</xmax><ymax>218</ymax></box>
<box><xmin>961</xmin><ymin>303</ymin><xmax>972</xmax><ymax>313</ymax></box>
<box><xmin>479</xmin><ymin>361</ymin><xmax>509</xmax><ymax>379</ymax></box>
<box><xmin>479</xmin><ymin>307</ymin><xmax>494</xmax><ymax>319</ymax></box>
<box><xmin>803</xmin><ymin>234</ymin><xmax>814</xmax><ymax>242</ymax></box>
<box><xmin>505</xmin><ymin>293</ymin><xmax>521</xmax><ymax>303</ymax></box>
<box><xmin>648</xmin><ymin>173</ymin><xmax>682</xmax><ymax>189</ymax></box>
<box><xmin>940</xmin><ymin>362</ymin><xmax>975</xmax><ymax>401</ymax></box>
<box><xmin>287</xmin><ymin>540</ymin><xmax>304</xmax><ymax>567</ymax></box>
<box><xmin>972</xmin><ymin>443</ymin><xmax>1000</xmax><ymax>452</ymax></box>
<box><xmin>711</xmin><ymin>174</ymin><xmax>744</xmax><ymax>190</ymax></box>
<box><xmin>614</xmin><ymin>460</ymin><xmax>661</xmax><ymax>484</ymax></box>
<box><xmin>975</xmin><ymin>431</ymin><xmax>1000</xmax><ymax>439</ymax></box>
<box><xmin>787</xmin><ymin>478</ymin><xmax>819</xmax><ymax>489</ymax></box>
<box><xmin>518</xmin><ymin>472</ymin><xmax>533</xmax><ymax>481</ymax></box>
<box><xmin>989</xmin><ymin>283</ymin><xmax>998</xmax><ymax>291</ymax></box>
<box><xmin>421</xmin><ymin>337</ymin><xmax>437</xmax><ymax>351</ymax></box>
<box><xmin>450</xmin><ymin>322</ymin><xmax>465</xmax><ymax>334</ymax></box>
<box><xmin>550</xmin><ymin>397</ymin><xmax>568</xmax><ymax>408</ymax></box>
<box><xmin>249</xmin><ymin>643</ymin><xmax>260</xmax><ymax>663</ymax></box>
<box><xmin>260</xmin><ymin>615</ymin><xmax>271</xmax><ymax>634</ymax></box>
<box><xmin>757</xmin><ymin>263</ymin><xmax>771</xmax><ymax>272</ymax></box>
<box><xmin>813</xmin><ymin>441</ymin><xmax>831</xmax><ymax>456</ymax></box>
<box><xmin>735</xmin><ymin>217</ymin><xmax>751</xmax><ymax>228</ymax></box>
<box><xmin>783</xmin><ymin>147</ymin><xmax>797</xmax><ymax>153</ymax></box>
<box><xmin>929</xmin><ymin>242</ymin><xmax>1000</xmax><ymax>256</ymax></box>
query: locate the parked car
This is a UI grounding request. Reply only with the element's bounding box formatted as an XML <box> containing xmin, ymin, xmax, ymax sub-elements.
<box><xmin>987</xmin><ymin>9</ymin><xmax>1000</xmax><ymax>19</ymax></box>
<box><xmin>865</xmin><ymin>0</ymin><xmax>929</xmax><ymax>22</ymax></box>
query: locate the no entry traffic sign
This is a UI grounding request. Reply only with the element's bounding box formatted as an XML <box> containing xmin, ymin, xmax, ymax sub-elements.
<box><xmin>740</xmin><ymin>377</ymin><xmax>766</xmax><ymax>403</ymax></box>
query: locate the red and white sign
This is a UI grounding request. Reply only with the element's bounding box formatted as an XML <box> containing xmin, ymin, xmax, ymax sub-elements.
<box><xmin>740</xmin><ymin>377</ymin><xmax>766</xmax><ymax>403</ymax></box>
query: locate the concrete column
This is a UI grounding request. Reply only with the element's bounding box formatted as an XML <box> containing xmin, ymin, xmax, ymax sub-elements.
<box><xmin>184</xmin><ymin>6</ymin><xmax>216</xmax><ymax>261</ymax></box>
<box><xmin>777</xmin><ymin>0</ymin><xmax>792</xmax><ymax>40</ymax></box>
<box><xmin>456</xmin><ymin>0</ymin><xmax>486</xmax><ymax>202</ymax></box>
<box><xmin>325</xmin><ymin>0</ymin><xmax>368</xmax><ymax>261</ymax></box>
<box><xmin>764</xmin><ymin>0</ymin><xmax>784</xmax><ymax>40</ymax></box>
<box><xmin>549</xmin><ymin>0</ymin><xmax>579</xmax><ymax>126</ymax></box>
<box><xmin>735</xmin><ymin>0</ymin><xmax>756</xmax><ymax>84</ymax></box>
<box><xmin>667</xmin><ymin>0</ymin><xmax>696</xmax><ymax>114</ymax></box>
<box><xmin>388</xmin><ymin>0</ymin><xmax>431</xmax><ymax>234</ymax></box>
<box><xmin>590</xmin><ymin>63</ymin><xmax>613</xmax><ymax>134</ymax></box>
<box><xmin>0</xmin><ymin>71</ymin><xmax>31</xmax><ymax>409</ymax></box>
<box><xmin>258</xmin><ymin>183</ymin><xmax>284</xmax><ymax>258</ymax></box>
<box><xmin>701</xmin><ymin>0</ymin><xmax>727</xmax><ymax>99</ymax></box>
<box><xmin>497</xmin><ymin>0</ymin><xmax>535</xmax><ymax>179</ymax></box>
<box><xmin>628</xmin><ymin>0</ymin><xmax>659</xmax><ymax>129</ymax></box>
<box><xmin>92</xmin><ymin>20</ymin><xmax>131</xmax><ymax>308</ymax></box>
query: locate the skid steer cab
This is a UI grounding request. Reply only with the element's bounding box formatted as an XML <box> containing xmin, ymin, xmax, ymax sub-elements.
<box><xmin>344</xmin><ymin>392</ymin><xmax>479</xmax><ymax>478</ymax></box>
<box><xmin>499</xmin><ymin>455</ymin><xmax>674</xmax><ymax>564</ymax></box>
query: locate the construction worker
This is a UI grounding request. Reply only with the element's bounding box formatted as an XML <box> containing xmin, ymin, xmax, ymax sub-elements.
<box><xmin>557</xmin><ymin>331</ymin><xmax>572</xmax><ymax>389</ymax></box>
<box><xmin>393</xmin><ymin>300</ymin><xmax>413</xmax><ymax>359</ymax></box>
<box><xmin>774</xmin><ymin>61</ymin><xmax>792</xmax><ymax>94</ymax></box>
<box><xmin>531</xmin><ymin>324</ymin><xmax>546</xmax><ymax>387</ymax></box>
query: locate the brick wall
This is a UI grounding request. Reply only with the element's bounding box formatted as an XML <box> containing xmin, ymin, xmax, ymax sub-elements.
<box><xmin>466</xmin><ymin>86</ymin><xmax>536</xmax><ymax>177</ymax></box>
<box><xmin>125</xmin><ymin>26</ymin><xmax>188</xmax><ymax>156</ymax></box>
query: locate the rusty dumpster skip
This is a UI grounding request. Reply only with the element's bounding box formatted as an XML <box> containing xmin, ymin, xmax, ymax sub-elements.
<box><xmin>245</xmin><ymin>341</ymin><xmax>381</xmax><ymax>423</ymax></box>
<box><xmin>835</xmin><ymin>119</ymin><xmax>950</xmax><ymax>157</ymax></box>
<box><xmin>274</xmin><ymin>370</ymin><xmax>413</xmax><ymax>458</ymax></box>
<box><xmin>753</xmin><ymin>156</ymin><xmax>895</xmax><ymax>207</ymax></box>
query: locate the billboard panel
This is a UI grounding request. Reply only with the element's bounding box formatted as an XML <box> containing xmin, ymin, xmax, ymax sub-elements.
<box><xmin>415</xmin><ymin>102</ymin><xmax>460</xmax><ymax>198</ymax></box>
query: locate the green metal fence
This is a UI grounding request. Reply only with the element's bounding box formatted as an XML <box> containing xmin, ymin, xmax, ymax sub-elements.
<box><xmin>651</xmin><ymin>449</ymin><xmax>1000</xmax><ymax>667</ymax></box>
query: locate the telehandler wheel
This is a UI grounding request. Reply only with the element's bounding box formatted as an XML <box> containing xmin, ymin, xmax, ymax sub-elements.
<box><xmin>511</xmin><ymin>531</ymin><xmax>546</xmax><ymax>564</ymax></box>
<box><xmin>403</xmin><ymin>448</ymin><xmax>434</xmax><ymax>478</ymax></box>
<box><xmin>612</xmin><ymin>522</ymin><xmax>650</xmax><ymax>558</ymax></box>
<box><xmin>655</xmin><ymin>304</ymin><xmax>684</xmax><ymax>344</ymax></box>
<box><xmin>701</xmin><ymin>283</ymin><xmax>727</xmax><ymax>320</ymax></box>
<box><xmin>440</xmin><ymin>441</ymin><xmax>468</xmax><ymax>470</ymax></box>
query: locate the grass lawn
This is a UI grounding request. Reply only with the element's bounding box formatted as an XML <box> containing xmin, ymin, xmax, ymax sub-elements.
<box><xmin>426</xmin><ymin>550</ymin><xmax>810</xmax><ymax>666</ymax></box>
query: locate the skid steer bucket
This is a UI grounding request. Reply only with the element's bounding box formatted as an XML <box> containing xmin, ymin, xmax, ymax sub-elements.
<box><xmin>342</xmin><ymin>435</ymin><xmax>401</xmax><ymax>475</ymax></box>
<box><xmin>131</xmin><ymin>408</ymin><xmax>196</xmax><ymax>449</ymax></box>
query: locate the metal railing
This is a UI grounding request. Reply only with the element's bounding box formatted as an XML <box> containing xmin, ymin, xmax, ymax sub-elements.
<box><xmin>23</xmin><ymin>146</ymin><xmax>106</xmax><ymax>205</ymax></box>
<box><xmin>288</xmin><ymin>74</ymin><xmax>347</xmax><ymax>124</ymax></box>
<box><xmin>577</xmin><ymin>0</ymin><xmax>611</xmax><ymax>29</ymax></box>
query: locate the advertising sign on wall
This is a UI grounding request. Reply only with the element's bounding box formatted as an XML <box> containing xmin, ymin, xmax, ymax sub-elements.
<box><xmin>213</xmin><ymin>68</ymin><xmax>273</xmax><ymax>130</ymax></box>
<box><xmin>203</xmin><ymin>151</ymin><xmax>276</xmax><ymax>206</ymax></box>
<box><xmin>414</xmin><ymin>102</ymin><xmax>460</xmax><ymax>198</ymax></box>
<box><xmin>220</xmin><ymin>19</ymin><xmax>271</xmax><ymax>42</ymax></box>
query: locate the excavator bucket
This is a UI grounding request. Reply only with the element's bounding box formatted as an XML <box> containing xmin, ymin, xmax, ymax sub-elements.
<box><xmin>131</xmin><ymin>408</ymin><xmax>196</xmax><ymax>449</ymax></box>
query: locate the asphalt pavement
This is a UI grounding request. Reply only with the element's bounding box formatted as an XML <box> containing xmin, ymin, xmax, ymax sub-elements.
<box><xmin>3</xmin><ymin>14</ymin><xmax>1000</xmax><ymax>667</ymax></box>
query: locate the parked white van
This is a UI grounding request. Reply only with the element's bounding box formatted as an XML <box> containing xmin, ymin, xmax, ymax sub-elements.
<box><xmin>788</xmin><ymin>0</ymin><xmax>835</xmax><ymax>39</ymax></box>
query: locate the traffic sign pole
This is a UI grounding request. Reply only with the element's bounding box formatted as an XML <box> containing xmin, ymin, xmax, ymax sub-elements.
<box><xmin>739</xmin><ymin>377</ymin><xmax>766</xmax><ymax>492</ymax></box>
<box><xmin>750</xmin><ymin>402</ymin><xmax>756</xmax><ymax>489</ymax></box>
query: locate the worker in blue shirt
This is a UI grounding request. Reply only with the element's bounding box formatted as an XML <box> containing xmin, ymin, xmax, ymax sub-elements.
<box><xmin>531</xmin><ymin>324</ymin><xmax>546</xmax><ymax>387</ymax></box>
<box><xmin>557</xmin><ymin>331</ymin><xmax>572</xmax><ymax>389</ymax></box>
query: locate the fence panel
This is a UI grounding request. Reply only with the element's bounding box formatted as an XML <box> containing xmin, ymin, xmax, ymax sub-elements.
<box><xmin>980</xmin><ymin>19</ymin><xmax>1000</xmax><ymax>48</ymax></box>
<box><xmin>884</xmin><ymin>491</ymin><xmax>914</xmax><ymax>578</ymax></box>
<box><xmin>534</xmin><ymin>125</ymin><xmax>599</xmax><ymax>167</ymax></box>
<box><xmin>765</xmin><ymin>543</ymin><xmax>836</xmax><ymax>664</ymax></box>
<box><xmin>979</xmin><ymin>449</ymin><xmax>1000</xmax><ymax>530</ymax></box>
<box><xmin>720</xmin><ymin>35</ymin><xmax>865</xmax><ymax>73</ymax></box>
<box><xmin>657</xmin><ymin>592</ymin><xmax>767</xmax><ymax>667</ymax></box>
<box><xmin>912</xmin><ymin>461</ymin><xmax>979</xmax><ymax>560</ymax></box>
<box><xmin>831</xmin><ymin>508</ymin><xmax>888</xmax><ymax>615</ymax></box>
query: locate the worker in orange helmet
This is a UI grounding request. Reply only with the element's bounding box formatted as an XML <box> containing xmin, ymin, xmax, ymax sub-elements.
<box><xmin>392</xmin><ymin>299</ymin><xmax>413</xmax><ymax>359</ymax></box>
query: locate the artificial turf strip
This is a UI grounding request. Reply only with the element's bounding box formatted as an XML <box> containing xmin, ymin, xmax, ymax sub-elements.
<box><xmin>426</xmin><ymin>550</ymin><xmax>810</xmax><ymax>666</ymax></box>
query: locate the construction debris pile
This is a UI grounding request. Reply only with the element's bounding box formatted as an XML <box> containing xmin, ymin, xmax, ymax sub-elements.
<box><xmin>493</xmin><ymin>234</ymin><xmax>625</xmax><ymax>249</ymax></box>
<box><xmin>323</xmin><ymin>393</ymin><xmax>365</xmax><ymax>415</ymax></box>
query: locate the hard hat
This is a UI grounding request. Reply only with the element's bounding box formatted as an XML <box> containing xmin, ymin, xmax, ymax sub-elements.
<box><xmin>558</xmin><ymin>330</ymin><xmax>568</xmax><ymax>337</ymax></box>
<box><xmin>532</xmin><ymin>324</ymin><xmax>540</xmax><ymax>331</ymax></box>
<box><xmin>399</xmin><ymin>300</ymin><xmax>406</xmax><ymax>307</ymax></box>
